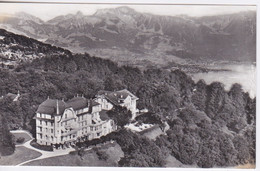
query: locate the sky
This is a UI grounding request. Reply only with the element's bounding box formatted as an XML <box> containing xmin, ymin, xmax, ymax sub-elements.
<box><xmin>0</xmin><ymin>2</ymin><xmax>256</xmax><ymax>21</ymax></box>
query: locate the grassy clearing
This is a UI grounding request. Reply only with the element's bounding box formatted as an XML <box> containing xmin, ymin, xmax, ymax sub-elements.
<box><xmin>11</xmin><ymin>132</ymin><xmax>32</xmax><ymax>144</ymax></box>
<box><xmin>25</xmin><ymin>142</ymin><xmax>123</xmax><ymax>166</ymax></box>
<box><xmin>0</xmin><ymin>146</ymin><xmax>41</xmax><ymax>165</ymax></box>
<box><xmin>165</xmin><ymin>155</ymin><xmax>197</xmax><ymax>168</ymax></box>
<box><xmin>140</xmin><ymin>125</ymin><xmax>164</xmax><ymax>140</ymax></box>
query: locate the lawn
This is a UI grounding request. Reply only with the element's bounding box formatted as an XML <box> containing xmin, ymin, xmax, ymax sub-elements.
<box><xmin>25</xmin><ymin>142</ymin><xmax>124</xmax><ymax>166</ymax></box>
<box><xmin>0</xmin><ymin>146</ymin><xmax>42</xmax><ymax>165</ymax></box>
<box><xmin>11</xmin><ymin>132</ymin><xmax>32</xmax><ymax>144</ymax></box>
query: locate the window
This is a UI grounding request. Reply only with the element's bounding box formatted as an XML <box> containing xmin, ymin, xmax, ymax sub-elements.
<box><xmin>51</xmin><ymin>129</ymin><xmax>53</xmax><ymax>133</ymax></box>
<box><xmin>65</xmin><ymin>114</ymin><xmax>67</xmax><ymax>119</ymax></box>
<box><xmin>46</xmin><ymin>128</ymin><xmax>48</xmax><ymax>133</ymax></box>
<box><xmin>39</xmin><ymin>127</ymin><xmax>42</xmax><ymax>132</ymax></box>
<box><xmin>45</xmin><ymin>121</ymin><xmax>47</xmax><ymax>126</ymax></box>
<box><xmin>40</xmin><ymin>120</ymin><xmax>42</xmax><ymax>125</ymax></box>
<box><xmin>51</xmin><ymin>122</ymin><xmax>54</xmax><ymax>126</ymax></box>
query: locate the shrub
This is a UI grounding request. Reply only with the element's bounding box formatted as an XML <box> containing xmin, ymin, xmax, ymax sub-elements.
<box><xmin>16</xmin><ymin>137</ymin><xmax>25</xmax><ymax>144</ymax></box>
<box><xmin>93</xmin><ymin>147</ymin><xmax>109</xmax><ymax>161</ymax></box>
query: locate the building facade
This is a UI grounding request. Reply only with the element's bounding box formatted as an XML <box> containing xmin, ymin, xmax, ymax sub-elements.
<box><xmin>35</xmin><ymin>96</ymin><xmax>116</xmax><ymax>146</ymax></box>
<box><xmin>94</xmin><ymin>89</ymin><xmax>139</xmax><ymax>119</ymax></box>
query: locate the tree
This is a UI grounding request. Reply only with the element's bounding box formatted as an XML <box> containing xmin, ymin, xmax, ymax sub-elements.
<box><xmin>107</xmin><ymin>106</ymin><xmax>132</xmax><ymax>127</ymax></box>
<box><xmin>0</xmin><ymin>114</ymin><xmax>15</xmax><ymax>156</ymax></box>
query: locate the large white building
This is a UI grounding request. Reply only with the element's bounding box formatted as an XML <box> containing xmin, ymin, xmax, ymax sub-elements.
<box><xmin>35</xmin><ymin>89</ymin><xmax>139</xmax><ymax>147</ymax></box>
<box><xmin>94</xmin><ymin>89</ymin><xmax>139</xmax><ymax>119</ymax></box>
<box><xmin>35</xmin><ymin>96</ymin><xmax>116</xmax><ymax>146</ymax></box>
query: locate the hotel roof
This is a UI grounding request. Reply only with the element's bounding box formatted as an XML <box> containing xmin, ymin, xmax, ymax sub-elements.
<box><xmin>97</xmin><ymin>89</ymin><xmax>138</xmax><ymax>105</ymax></box>
<box><xmin>36</xmin><ymin>96</ymin><xmax>99</xmax><ymax>115</ymax></box>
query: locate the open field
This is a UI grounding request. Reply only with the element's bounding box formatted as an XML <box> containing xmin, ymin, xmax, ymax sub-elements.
<box><xmin>0</xmin><ymin>146</ymin><xmax>41</xmax><ymax>165</ymax></box>
<box><xmin>25</xmin><ymin>142</ymin><xmax>123</xmax><ymax>166</ymax></box>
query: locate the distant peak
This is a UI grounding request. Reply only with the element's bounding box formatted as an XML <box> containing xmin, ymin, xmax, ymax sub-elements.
<box><xmin>116</xmin><ymin>6</ymin><xmax>136</xmax><ymax>13</ymax></box>
<box><xmin>94</xmin><ymin>6</ymin><xmax>137</xmax><ymax>16</ymax></box>
<box><xmin>14</xmin><ymin>12</ymin><xmax>44</xmax><ymax>24</ymax></box>
<box><xmin>75</xmin><ymin>11</ymin><xmax>84</xmax><ymax>17</ymax></box>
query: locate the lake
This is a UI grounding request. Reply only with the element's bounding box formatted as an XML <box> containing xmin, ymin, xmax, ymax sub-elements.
<box><xmin>190</xmin><ymin>63</ymin><xmax>256</xmax><ymax>98</ymax></box>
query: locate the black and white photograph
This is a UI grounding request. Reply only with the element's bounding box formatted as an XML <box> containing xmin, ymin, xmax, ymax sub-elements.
<box><xmin>0</xmin><ymin>0</ymin><xmax>257</xmax><ymax>169</ymax></box>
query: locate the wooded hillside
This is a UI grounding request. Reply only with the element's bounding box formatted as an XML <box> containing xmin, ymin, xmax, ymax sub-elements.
<box><xmin>0</xmin><ymin>52</ymin><xmax>256</xmax><ymax>167</ymax></box>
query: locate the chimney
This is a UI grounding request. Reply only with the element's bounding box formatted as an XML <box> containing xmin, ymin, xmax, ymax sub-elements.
<box><xmin>56</xmin><ymin>100</ymin><xmax>59</xmax><ymax>115</ymax></box>
<box><xmin>88</xmin><ymin>100</ymin><xmax>91</xmax><ymax>108</ymax></box>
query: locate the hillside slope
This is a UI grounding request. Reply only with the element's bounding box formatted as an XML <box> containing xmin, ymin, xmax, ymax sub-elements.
<box><xmin>0</xmin><ymin>28</ymin><xmax>71</xmax><ymax>68</ymax></box>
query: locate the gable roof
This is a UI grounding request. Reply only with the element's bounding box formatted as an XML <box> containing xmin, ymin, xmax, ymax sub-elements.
<box><xmin>97</xmin><ymin>89</ymin><xmax>138</xmax><ymax>105</ymax></box>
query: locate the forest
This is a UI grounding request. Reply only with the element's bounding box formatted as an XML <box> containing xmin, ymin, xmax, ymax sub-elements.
<box><xmin>0</xmin><ymin>52</ymin><xmax>256</xmax><ymax>167</ymax></box>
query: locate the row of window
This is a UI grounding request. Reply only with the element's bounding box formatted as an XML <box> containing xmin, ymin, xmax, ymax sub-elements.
<box><xmin>38</xmin><ymin>134</ymin><xmax>77</xmax><ymax>142</ymax></box>
<box><xmin>38</xmin><ymin>127</ymin><xmax>54</xmax><ymax>133</ymax></box>
<box><xmin>90</xmin><ymin>125</ymin><xmax>103</xmax><ymax>131</ymax></box>
<box><xmin>39</xmin><ymin>113</ymin><xmax>53</xmax><ymax>119</ymax></box>
<box><xmin>39</xmin><ymin>120</ymin><xmax>54</xmax><ymax>126</ymax></box>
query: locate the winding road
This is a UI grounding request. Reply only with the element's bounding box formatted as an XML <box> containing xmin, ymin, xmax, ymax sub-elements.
<box><xmin>11</xmin><ymin>130</ymin><xmax>75</xmax><ymax>166</ymax></box>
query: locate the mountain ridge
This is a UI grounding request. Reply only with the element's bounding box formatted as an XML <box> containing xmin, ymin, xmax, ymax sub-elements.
<box><xmin>0</xmin><ymin>7</ymin><xmax>256</xmax><ymax>66</ymax></box>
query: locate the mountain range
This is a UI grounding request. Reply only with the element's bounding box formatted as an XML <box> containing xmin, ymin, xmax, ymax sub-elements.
<box><xmin>0</xmin><ymin>6</ymin><xmax>256</xmax><ymax>66</ymax></box>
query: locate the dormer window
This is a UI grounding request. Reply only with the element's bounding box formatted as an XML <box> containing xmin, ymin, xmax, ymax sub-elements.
<box><xmin>65</xmin><ymin>114</ymin><xmax>67</xmax><ymax>119</ymax></box>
